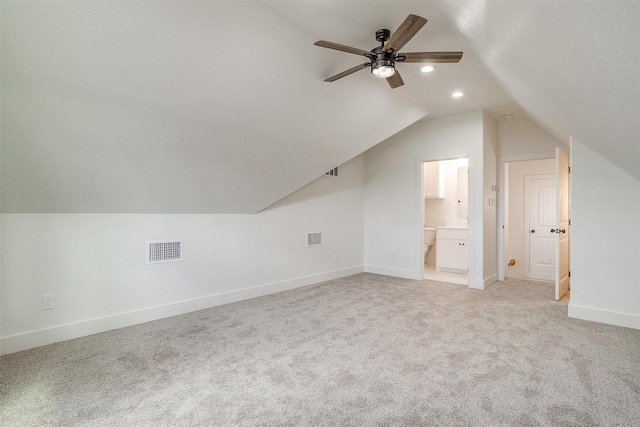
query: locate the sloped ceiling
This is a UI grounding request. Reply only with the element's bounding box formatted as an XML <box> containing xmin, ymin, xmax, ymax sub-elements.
<box><xmin>1</xmin><ymin>1</ymin><xmax>637</xmax><ymax>214</ymax></box>
<box><xmin>436</xmin><ymin>0</ymin><xmax>640</xmax><ymax>180</ymax></box>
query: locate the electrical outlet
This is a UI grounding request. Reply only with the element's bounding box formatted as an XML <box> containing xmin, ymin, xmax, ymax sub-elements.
<box><xmin>42</xmin><ymin>294</ymin><xmax>55</xmax><ymax>310</ymax></box>
<box><xmin>391</xmin><ymin>253</ymin><xmax>397</xmax><ymax>261</ymax></box>
<box><xmin>334</xmin><ymin>254</ymin><xmax>339</xmax><ymax>262</ymax></box>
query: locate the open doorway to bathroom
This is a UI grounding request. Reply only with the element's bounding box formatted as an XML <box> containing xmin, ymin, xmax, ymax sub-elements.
<box><xmin>422</xmin><ymin>158</ymin><xmax>469</xmax><ymax>285</ymax></box>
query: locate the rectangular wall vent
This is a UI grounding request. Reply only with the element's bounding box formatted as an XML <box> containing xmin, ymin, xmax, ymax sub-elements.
<box><xmin>306</xmin><ymin>232</ymin><xmax>323</xmax><ymax>247</ymax></box>
<box><xmin>325</xmin><ymin>167</ymin><xmax>339</xmax><ymax>177</ymax></box>
<box><xmin>147</xmin><ymin>240</ymin><xmax>183</xmax><ymax>264</ymax></box>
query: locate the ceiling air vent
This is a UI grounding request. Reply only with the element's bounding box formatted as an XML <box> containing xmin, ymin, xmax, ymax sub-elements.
<box><xmin>147</xmin><ymin>240</ymin><xmax>183</xmax><ymax>264</ymax></box>
<box><xmin>307</xmin><ymin>232</ymin><xmax>323</xmax><ymax>247</ymax></box>
<box><xmin>325</xmin><ymin>167</ymin><xmax>339</xmax><ymax>177</ymax></box>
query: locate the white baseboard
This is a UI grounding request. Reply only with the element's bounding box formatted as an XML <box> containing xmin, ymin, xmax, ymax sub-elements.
<box><xmin>483</xmin><ymin>273</ymin><xmax>498</xmax><ymax>289</ymax></box>
<box><xmin>466</xmin><ymin>274</ymin><xmax>497</xmax><ymax>290</ymax></box>
<box><xmin>469</xmin><ymin>279</ymin><xmax>485</xmax><ymax>290</ymax></box>
<box><xmin>0</xmin><ymin>265</ymin><xmax>364</xmax><ymax>355</ymax></box>
<box><xmin>568</xmin><ymin>303</ymin><xmax>640</xmax><ymax>330</ymax></box>
<box><xmin>364</xmin><ymin>265</ymin><xmax>420</xmax><ymax>280</ymax></box>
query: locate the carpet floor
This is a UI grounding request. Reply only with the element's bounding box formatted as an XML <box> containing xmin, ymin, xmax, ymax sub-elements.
<box><xmin>1</xmin><ymin>273</ymin><xmax>639</xmax><ymax>426</ymax></box>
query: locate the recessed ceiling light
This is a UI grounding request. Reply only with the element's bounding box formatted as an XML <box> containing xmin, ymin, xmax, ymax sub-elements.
<box><xmin>452</xmin><ymin>91</ymin><xmax>464</xmax><ymax>98</ymax></box>
<box><xmin>421</xmin><ymin>65</ymin><xmax>434</xmax><ymax>73</ymax></box>
<box><xmin>502</xmin><ymin>114</ymin><xmax>514</xmax><ymax>120</ymax></box>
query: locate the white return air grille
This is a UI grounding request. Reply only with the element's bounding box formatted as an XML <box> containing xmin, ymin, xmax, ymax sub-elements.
<box><xmin>307</xmin><ymin>232</ymin><xmax>323</xmax><ymax>247</ymax></box>
<box><xmin>147</xmin><ymin>240</ymin><xmax>183</xmax><ymax>264</ymax></box>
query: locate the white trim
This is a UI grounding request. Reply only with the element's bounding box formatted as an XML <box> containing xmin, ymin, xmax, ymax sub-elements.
<box><xmin>469</xmin><ymin>279</ymin><xmax>485</xmax><ymax>290</ymax></box>
<box><xmin>568</xmin><ymin>303</ymin><xmax>640</xmax><ymax>330</ymax></box>
<box><xmin>0</xmin><ymin>265</ymin><xmax>364</xmax><ymax>355</ymax></box>
<box><xmin>498</xmin><ymin>152</ymin><xmax>556</xmax><ymax>163</ymax></box>
<box><xmin>483</xmin><ymin>273</ymin><xmax>498</xmax><ymax>289</ymax></box>
<box><xmin>468</xmin><ymin>274</ymin><xmax>497</xmax><ymax>290</ymax></box>
<box><xmin>416</xmin><ymin>154</ymin><xmax>474</xmax><ymax>288</ymax></box>
<box><xmin>364</xmin><ymin>265</ymin><xmax>420</xmax><ymax>280</ymax></box>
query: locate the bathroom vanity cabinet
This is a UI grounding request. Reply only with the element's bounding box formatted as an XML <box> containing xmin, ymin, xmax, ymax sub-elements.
<box><xmin>436</xmin><ymin>227</ymin><xmax>468</xmax><ymax>273</ymax></box>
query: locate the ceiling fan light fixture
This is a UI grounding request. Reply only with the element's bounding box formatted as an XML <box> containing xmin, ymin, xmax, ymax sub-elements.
<box><xmin>371</xmin><ymin>64</ymin><xmax>395</xmax><ymax>78</ymax></box>
<box><xmin>371</xmin><ymin>53</ymin><xmax>396</xmax><ymax>78</ymax></box>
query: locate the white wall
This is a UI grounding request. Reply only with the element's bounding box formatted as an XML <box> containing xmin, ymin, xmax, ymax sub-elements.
<box><xmin>568</xmin><ymin>138</ymin><xmax>640</xmax><ymax>329</ymax></box>
<box><xmin>0</xmin><ymin>156</ymin><xmax>366</xmax><ymax>354</ymax></box>
<box><xmin>498</xmin><ymin>117</ymin><xmax>568</xmax><ymax>157</ymax></box>
<box><xmin>505</xmin><ymin>159</ymin><xmax>555</xmax><ymax>279</ymax></box>
<box><xmin>363</xmin><ymin>110</ymin><xmax>496</xmax><ymax>288</ymax></box>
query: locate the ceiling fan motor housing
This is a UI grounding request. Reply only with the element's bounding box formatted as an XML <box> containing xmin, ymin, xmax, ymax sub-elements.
<box><xmin>371</xmin><ymin>46</ymin><xmax>396</xmax><ymax>71</ymax></box>
<box><xmin>375</xmin><ymin>29</ymin><xmax>391</xmax><ymax>44</ymax></box>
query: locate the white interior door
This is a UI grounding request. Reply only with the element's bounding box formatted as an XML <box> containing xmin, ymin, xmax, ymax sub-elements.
<box><xmin>555</xmin><ymin>148</ymin><xmax>570</xmax><ymax>300</ymax></box>
<box><xmin>525</xmin><ymin>175</ymin><xmax>556</xmax><ymax>281</ymax></box>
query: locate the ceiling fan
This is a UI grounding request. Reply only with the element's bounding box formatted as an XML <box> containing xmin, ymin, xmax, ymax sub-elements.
<box><xmin>314</xmin><ymin>14</ymin><xmax>463</xmax><ymax>89</ymax></box>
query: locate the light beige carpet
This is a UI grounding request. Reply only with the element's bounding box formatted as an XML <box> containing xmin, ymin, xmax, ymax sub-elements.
<box><xmin>2</xmin><ymin>273</ymin><xmax>639</xmax><ymax>426</ymax></box>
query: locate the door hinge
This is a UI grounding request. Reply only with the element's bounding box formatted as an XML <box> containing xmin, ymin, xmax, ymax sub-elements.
<box><xmin>568</xmin><ymin>271</ymin><xmax>571</xmax><ymax>278</ymax></box>
<box><xmin>569</xmin><ymin>219</ymin><xmax>571</xmax><ymax>225</ymax></box>
<box><xmin>568</xmin><ymin>166</ymin><xmax>571</xmax><ymax>173</ymax></box>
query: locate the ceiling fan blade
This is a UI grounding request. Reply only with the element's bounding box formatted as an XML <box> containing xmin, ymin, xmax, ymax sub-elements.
<box><xmin>384</xmin><ymin>14</ymin><xmax>428</xmax><ymax>53</ymax></box>
<box><xmin>386</xmin><ymin>70</ymin><xmax>404</xmax><ymax>89</ymax></box>
<box><xmin>324</xmin><ymin>63</ymin><xmax>370</xmax><ymax>82</ymax></box>
<box><xmin>398</xmin><ymin>52</ymin><xmax>464</xmax><ymax>63</ymax></box>
<box><xmin>314</xmin><ymin>41</ymin><xmax>371</xmax><ymax>57</ymax></box>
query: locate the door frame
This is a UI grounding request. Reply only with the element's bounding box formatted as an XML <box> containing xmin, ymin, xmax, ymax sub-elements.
<box><xmin>497</xmin><ymin>152</ymin><xmax>556</xmax><ymax>281</ymax></box>
<box><xmin>417</xmin><ymin>154</ymin><xmax>473</xmax><ymax>287</ymax></box>
<box><xmin>498</xmin><ymin>151</ymin><xmax>571</xmax><ymax>298</ymax></box>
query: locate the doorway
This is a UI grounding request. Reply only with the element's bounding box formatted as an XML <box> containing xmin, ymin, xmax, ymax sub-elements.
<box><xmin>421</xmin><ymin>158</ymin><xmax>469</xmax><ymax>286</ymax></box>
<box><xmin>502</xmin><ymin>150</ymin><xmax>570</xmax><ymax>300</ymax></box>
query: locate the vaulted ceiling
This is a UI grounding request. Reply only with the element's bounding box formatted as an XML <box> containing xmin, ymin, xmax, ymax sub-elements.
<box><xmin>1</xmin><ymin>1</ymin><xmax>638</xmax><ymax>214</ymax></box>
